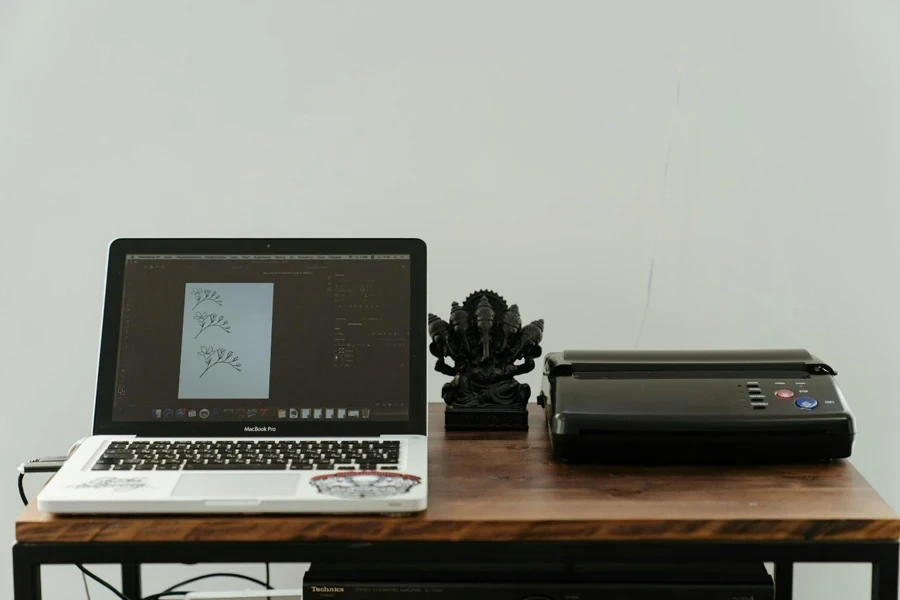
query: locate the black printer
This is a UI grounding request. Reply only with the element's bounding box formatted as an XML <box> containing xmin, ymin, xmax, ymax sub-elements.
<box><xmin>537</xmin><ymin>349</ymin><xmax>855</xmax><ymax>463</ymax></box>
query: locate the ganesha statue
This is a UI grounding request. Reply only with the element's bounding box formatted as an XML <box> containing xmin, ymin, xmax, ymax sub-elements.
<box><xmin>428</xmin><ymin>290</ymin><xmax>544</xmax><ymax>430</ymax></box>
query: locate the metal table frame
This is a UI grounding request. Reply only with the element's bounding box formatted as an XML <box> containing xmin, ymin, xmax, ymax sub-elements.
<box><xmin>12</xmin><ymin>539</ymin><xmax>899</xmax><ymax>600</ymax></box>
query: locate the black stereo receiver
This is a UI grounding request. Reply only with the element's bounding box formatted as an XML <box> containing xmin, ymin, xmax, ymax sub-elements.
<box><xmin>304</xmin><ymin>563</ymin><xmax>774</xmax><ymax>600</ymax></box>
<box><xmin>538</xmin><ymin>349</ymin><xmax>855</xmax><ymax>463</ymax></box>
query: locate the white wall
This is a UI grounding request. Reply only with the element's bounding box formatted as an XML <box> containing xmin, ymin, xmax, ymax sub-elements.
<box><xmin>1</xmin><ymin>1</ymin><xmax>899</xmax><ymax>597</ymax></box>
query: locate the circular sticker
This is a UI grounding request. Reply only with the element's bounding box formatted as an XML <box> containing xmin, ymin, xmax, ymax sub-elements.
<box><xmin>310</xmin><ymin>471</ymin><xmax>422</xmax><ymax>499</ymax></box>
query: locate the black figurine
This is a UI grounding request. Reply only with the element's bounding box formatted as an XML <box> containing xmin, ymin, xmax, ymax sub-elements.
<box><xmin>429</xmin><ymin>290</ymin><xmax>544</xmax><ymax>431</ymax></box>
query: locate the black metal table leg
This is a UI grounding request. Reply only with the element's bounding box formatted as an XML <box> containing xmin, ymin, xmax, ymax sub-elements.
<box><xmin>122</xmin><ymin>563</ymin><xmax>142</xmax><ymax>599</ymax></box>
<box><xmin>12</xmin><ymin>545</ymin><xmax>41</xmax><ymax>600</ymax></box>
<box><xmin>774</xmin><ymin>561</ymin><xmax>793</xmax><ymax>600</ymax></box>
<box><xmin>872</xmin><ymin>542</ymin><xmax>899</xmax><ymax>600</ymax></box>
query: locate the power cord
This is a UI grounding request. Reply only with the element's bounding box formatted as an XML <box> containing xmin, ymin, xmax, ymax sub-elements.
<box><xmin>18</xmin><ymin>472</ymin><xmax>28</xmax><ymax>506</ymax></box>
<box><xmin>77</xmin><ymin>565</ymin><xmax>131</xmax><ymax>600</ymax></box>
<box><xmin>81</xmin><ymin>565</ymin><xmax>93</xmax><ymax>600</ymax></box>
<box><xmin>142</xmin><ymin>573</ymin><xmax>274</xmax><ymax>600</ymax></box>
<box><xmin>18</xmin><ymin>463</ymin><xmax>274</xmax><ymax>600</ymax></box>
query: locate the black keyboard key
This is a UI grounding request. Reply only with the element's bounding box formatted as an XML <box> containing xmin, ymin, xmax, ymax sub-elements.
<box><xmin>290</xmin><ymin>463</ymin><xmax>313</xmax><ymax>470</ymax></box>
<box><xmin>92</xmin><ymin>464</ymin><xmax>112</xmax><ymax>471</ymax></box>
<box><xmin>135</xmin><ymin>464</ymin><xmax>156</xmax><ymax>470</ymax></box>
<box><xmin>337</xmin><ymin>466</ymin><xmax>357</xmax><ymax>470</ymax></box>
<box><xmin>381</xmin><ymin>465</ymin><xmax>399</xmax><ymax>470</ymax></box>
<box><xmin>156</xmin><ymin>464</ymin><xmax>181</xmax><ymax>470</ymax></box>
<box><xmin>112</xmin><ymin>464</ymin><xmax>134</xmax><ymax>471</ymax></box>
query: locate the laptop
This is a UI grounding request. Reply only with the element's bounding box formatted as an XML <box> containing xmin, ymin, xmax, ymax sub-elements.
<box><xmin>38</xmin><ymin>238</ymin><xmax>428</xmax><ymax>514</ymax></box>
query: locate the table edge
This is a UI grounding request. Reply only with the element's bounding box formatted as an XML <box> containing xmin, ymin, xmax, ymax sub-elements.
<box><xmin>16</xmin><ymin>516</ymin><xmax>900</xmax><ymax>543</ymax></box>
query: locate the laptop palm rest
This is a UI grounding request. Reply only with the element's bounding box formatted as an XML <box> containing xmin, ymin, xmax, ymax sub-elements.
<box><xmin>172</xmin><ymin>474</ymin><xmax>302</xmax><ymax>498</ymax></box>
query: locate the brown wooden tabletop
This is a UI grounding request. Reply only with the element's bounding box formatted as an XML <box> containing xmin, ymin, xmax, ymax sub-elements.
<box><xmin>16</xmin><ymin>405</ymin><xmax>900</xmax><ymax>544</ymax></box>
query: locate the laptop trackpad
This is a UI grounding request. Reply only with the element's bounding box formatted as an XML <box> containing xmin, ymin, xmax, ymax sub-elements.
<box><xmin>172</xmin><ymin>474</ymin><xmax>302</xmax><ymax>498</ymax></box>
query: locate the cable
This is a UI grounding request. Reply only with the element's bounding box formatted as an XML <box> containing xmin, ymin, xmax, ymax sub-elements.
<box><xmin>265</xmin><ymin>562</ymin><xmax>271</xmax><ymax>588</ymax></box>
<box><xmin>142</xmin><ymin>573</ymin><xmax>272</xmax><ymax>600</ymax></box>
<box><xmin>160</xmin><ymin>572</ymin><xmax>272</xmax><ymax>594</ymax></box>
<box><xmin>76</xmin><ymin>565</ymin><xmax>132</xmax><ymax>600</ymax></box>
<box><xmin>81</xmin><ymin>567</ymin><xmax>93</xmax><ymax>600</ymax></box>
<box><xmin>18</xmin><ymin>472</ymin><xmax>28</xmax><ymax>506</ymax></box>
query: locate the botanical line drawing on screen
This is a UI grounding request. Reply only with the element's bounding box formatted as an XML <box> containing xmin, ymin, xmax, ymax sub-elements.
<box><xmin>193</xmin><ymin>311</ymin><xmax>232</xmax><ymax>338</ymax></box>
<box><xmin>197</xmin><ymin>346</ymin><xmax>242</xmax><ymax>378</ymax></box>
<box><xmin>190</xmin><ymin>287</ymin><xmax>223</xmax><ymax>309</ymax></box>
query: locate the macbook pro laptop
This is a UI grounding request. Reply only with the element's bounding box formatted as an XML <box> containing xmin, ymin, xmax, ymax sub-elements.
<box><xmin>38</xmin><ymin>238</ymin><xmax>428</xmax><ymax>514</ymax></box>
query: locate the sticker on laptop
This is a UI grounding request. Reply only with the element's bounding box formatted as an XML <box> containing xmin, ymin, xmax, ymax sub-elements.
<box><xmin>70</xmin><ymin>477</ymin><xmax>151</xmax><ymax>492</ymax></box>
<box><xmin>310</xmin><ymin>471</ymin><xmax>421</xmax><ymax>499</ymax></box>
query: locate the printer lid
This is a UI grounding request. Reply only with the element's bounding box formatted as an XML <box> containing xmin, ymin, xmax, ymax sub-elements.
<box><xmin>544</xmin><ymin>349</ymin><xmax>836</xmax><ymax>377</ymax></box>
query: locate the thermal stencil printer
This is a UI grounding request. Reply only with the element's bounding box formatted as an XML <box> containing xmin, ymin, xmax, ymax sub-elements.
<box><xmin>537</xmin><ymin>349</ymin><xmax>855</xmax><ymax>463</ymax></box>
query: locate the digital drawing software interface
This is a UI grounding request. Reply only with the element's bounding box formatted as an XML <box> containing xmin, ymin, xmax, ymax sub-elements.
<box><xmin>113</xmin><ymin>254</ymin><xmax>411</xmax><ymax>422</ymax></box>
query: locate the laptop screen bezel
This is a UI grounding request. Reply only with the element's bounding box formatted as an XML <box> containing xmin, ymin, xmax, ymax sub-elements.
<box><xmin>92</xmin><ymin>238</ymin><xmax>427</xmax><ymax>437</ymax></box>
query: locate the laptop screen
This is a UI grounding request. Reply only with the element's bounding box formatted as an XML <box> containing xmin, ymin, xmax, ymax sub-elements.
<box><xmin>111</xmin><ymin>253</ymin><xmax>411</xmax><ymax>423</ymax></box>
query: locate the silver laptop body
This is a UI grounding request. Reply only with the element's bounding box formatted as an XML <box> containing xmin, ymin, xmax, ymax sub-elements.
<box><xmin>38</xmin><ymin>238</ymin><xmax>428</xmax><ymax>514</ymax></box>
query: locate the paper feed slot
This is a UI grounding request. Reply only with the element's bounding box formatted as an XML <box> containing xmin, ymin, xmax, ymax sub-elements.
<box><xmin>545</xmin><ymin>349</ymin><xmax>836</xmax><ymax>377</ymax></box>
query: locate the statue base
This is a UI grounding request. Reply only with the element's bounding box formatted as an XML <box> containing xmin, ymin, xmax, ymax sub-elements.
<box><xmin>444</xmin><ymin>406</ymin><xmax>528</xmax><ymax>431</ymax></box>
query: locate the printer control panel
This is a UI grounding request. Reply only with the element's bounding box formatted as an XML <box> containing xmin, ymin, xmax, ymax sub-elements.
<box><xmin>741</xmin><ymin>378</ymin><xmax>841</xmax><ymax>412</ymax></box>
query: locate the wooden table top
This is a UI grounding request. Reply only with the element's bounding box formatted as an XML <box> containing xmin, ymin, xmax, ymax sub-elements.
<box><xmin>16</xmin><ymin>405</ymin><xmax>900</xmax><ymax>543</ymax></box>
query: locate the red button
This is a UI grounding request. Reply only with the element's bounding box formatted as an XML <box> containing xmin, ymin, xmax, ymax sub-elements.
<box><xmin>776</xmin><ymin>389</ymin><xmax>794</xmax><ymax>399</ymax></box>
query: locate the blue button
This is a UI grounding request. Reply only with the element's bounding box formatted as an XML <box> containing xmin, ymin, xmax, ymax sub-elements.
<box><xmin>795</xmin><ymin>397</ymin><xmax>818</xmax><ymax>410</ymax></box>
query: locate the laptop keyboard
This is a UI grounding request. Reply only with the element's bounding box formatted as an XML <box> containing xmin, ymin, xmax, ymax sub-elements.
<box><xmin>91</xmin><ymin>440</ymin><xmax>402</xmax><ymax>471</ymax></box>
